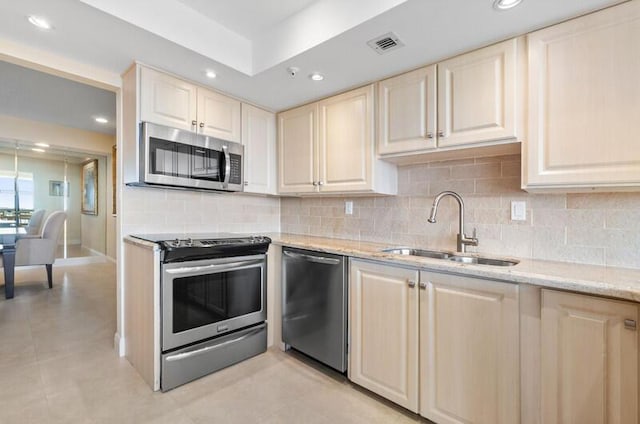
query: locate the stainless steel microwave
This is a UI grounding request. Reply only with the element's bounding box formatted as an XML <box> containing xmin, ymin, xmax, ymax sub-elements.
<box><xmin>129</xmin><ymin>122</ymin><xmax>244</xmax><ymax>192</ymax></box>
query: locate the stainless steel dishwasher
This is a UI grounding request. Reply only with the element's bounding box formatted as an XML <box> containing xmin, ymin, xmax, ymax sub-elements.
<box><xmin>282</xmin><ymin>247</ymin><xmax>347</xmax><ymax>372</ymax></box>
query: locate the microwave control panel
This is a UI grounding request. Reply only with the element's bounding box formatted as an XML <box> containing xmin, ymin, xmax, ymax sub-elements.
<box><xmin>229</xmin><ymin>154</ymin><xmax>242</xmax><ymax>185</ymax></box>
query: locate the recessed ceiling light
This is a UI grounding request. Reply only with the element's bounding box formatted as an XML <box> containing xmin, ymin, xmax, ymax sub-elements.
<box><xmin>310</xmin><ymin>73</ymin><xmax>324</xmax><ymax>81</ymax></box>
<box><xmin>31</xmin><ymin>148</ymin><xmax>45</xmax><ymax>153</ymax></box>
<box><xmin>27</xmin><ymin>15</ymin><xmax>52</xmax><ymax>30</ymax></box>
<box><xmin>95</xmin><ymin>117</ymin><xmax>108</xmax><ymax>124</ymax></box>
<box><xmin>35</xmin><ymin>142</ymin><xmax>50</xmax><ymax>148</ymax></box>
<box><xmin>205</xmin><ymin>70</ymin><xmax>217</xmax><ymax>79</ymax></box>
<box><xmin>493</xmin><ymin>0</ymin><xmax>523</xmax><ymax>10</ymax></box>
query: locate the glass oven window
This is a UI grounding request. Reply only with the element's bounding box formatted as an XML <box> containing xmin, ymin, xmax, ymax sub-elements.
<box><xmin>172</xmin><ymin>267</ymin><xmax>262</xmax><ymax>333</ymax></box>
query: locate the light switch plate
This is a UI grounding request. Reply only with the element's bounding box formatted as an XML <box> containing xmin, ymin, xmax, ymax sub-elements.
<box><xmin>511</xmin><ymin>201</ymin><xmax>526</xmax><ymax>221</ymax></box>
<box><xmin>345</xmin><ymin>201</ymin><xmax>353</xmax><ymax>215</ymax></box>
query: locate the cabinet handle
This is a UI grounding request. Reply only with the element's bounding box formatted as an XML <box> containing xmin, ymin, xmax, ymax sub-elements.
<box><xmin>408</xmin><ymin>280</ymin><xmax>416</xmax><ymax>288</ymax></box>
<box><xmin>191</xmin><ymin>120</ymin><xmax>197</xmax><ymax>127</ymax></box>
<box><xmin>318</xmin><ymin>181</ymin><xmax>324</xmax><ymax>186</ymax></box>
<box><xmin>426</xmin><ymin>132</ymin><xmax>434</xmax><ymax>139</ymax></box>
<box><xmin>419</xmin><ymin>281</ymin><xmax>427</xmax><ymax>290</ymax></box>
<box><xmin>199</xmin><ymin>122</ymin><xmax>205</xmax><ymax>128</ymax></box>
<box><xmin>438</xmin><ymin>130</ymin><xmax>445</xmax><ymax>137</ymax></box>
<box><xmin>625</xmin><ymin>319</ymin><xmax>637</xmax><ymax>330</ymax></box>
<box><xmin>312</xmin><ymin>181</ymin><xmax>318</xmax><ymax>186</ymax></box>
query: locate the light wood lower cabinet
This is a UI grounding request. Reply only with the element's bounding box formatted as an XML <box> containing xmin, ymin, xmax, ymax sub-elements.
<box><xmin>541</xmin><ymin>289</ymin><xmax>639</xmax><ymax>424</ymax></box>
<box><xmin>349</xmin><ymin>260</ymin><xmax>520</xmax><ymax>420</ymax></box>
<box><xmin>349</xmin><ymin>259</ymin><xmax>420</xmax><ymax>412</ymax></box>
<box><xmin>420</xmin><ymin>272</ymin><xmax>520</xmax><ymax>424</ymax></box>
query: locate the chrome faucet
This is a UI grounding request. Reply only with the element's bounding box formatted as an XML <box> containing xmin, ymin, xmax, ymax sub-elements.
<box><xmin>427</xmin><ymin>191</ymin><xmax>478</xmax><ymax>253</ymax></box>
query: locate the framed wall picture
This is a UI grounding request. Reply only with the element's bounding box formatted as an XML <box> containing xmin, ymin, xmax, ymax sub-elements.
<box><xmin>81</xmin><ymin>159</ymin><xmax>98</xmax><ymax>215</ymax></box>
<box><xmin>49</xmin><ymin>180</ymin><xmax>69</xmax><ymax>197</ymax></box>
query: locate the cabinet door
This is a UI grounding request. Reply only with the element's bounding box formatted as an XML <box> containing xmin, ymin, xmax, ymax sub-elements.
<box><xmin>438</xmin><ymin>38</ymin><xmax>520</xmax><ymax>148</ymax></box>
<box><xmin>196</xmin><ymin>88</ymin><xmax>241</xmax><ymax>142</ymax></box>
<box><xmin>241</xmin><ymin>104</ymin><xmax>276</xmax><ymax>195</ymax></box>
<box><xmin>140</xmin><ymin>67</ymin><xmax>197</xmax><ymax>131</ymax></box>
<box><xmin>378</xmin><ymin>65</ymin><xmax>437</xmax><ymax>155</ymax></box>
<box><xmin>524</xmin><ymin>1</ymin><xmax>640</xmax><ymax>190</ymax></box>
<box><xmin>541</xmin><ymin>289</ymin><xmax>638</xmax><ymax>424</ymax></box>
<box><xmin>349</xmin><ymin>259</ymin><xmax>419</xmax><ymax>412</ymax></box>
<box><xmin>420</xmin><ymin>272</ymin><xmax>519</xmax><ymax>424</ymax></box>
<box><xmin>277</xmin><ymin>103</ymin><xmax>317</xmax><ymax>194</ymax></box>
<box><xmin>317</xmin><ymin>85</ymin><xmax>374</xmax><ymax>193</ymax></box>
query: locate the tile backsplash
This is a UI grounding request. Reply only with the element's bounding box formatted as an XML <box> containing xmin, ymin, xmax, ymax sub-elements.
<box><xmin>122</xmin><ymin>187</ymin><xmax>281</xmax><ymax>236</ymax></box>
<box><xmin>281</xmin><ymin>154</ymin><xmax>640</xmax><ymax>269</ymax></box>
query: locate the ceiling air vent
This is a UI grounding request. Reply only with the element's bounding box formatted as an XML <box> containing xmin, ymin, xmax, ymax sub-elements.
<box><xmin>367</xmin><ymin>32</ymin><xmax>404</xmax><ymax>55</ymax></box>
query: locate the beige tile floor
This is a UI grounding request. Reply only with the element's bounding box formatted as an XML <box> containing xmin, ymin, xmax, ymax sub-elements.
<box><xmin>0</xmin><ymin>262</ymin><xmax>429</xmax><ymax>423</ymax></box>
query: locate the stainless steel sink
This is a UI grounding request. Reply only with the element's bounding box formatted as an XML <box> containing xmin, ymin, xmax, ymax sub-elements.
<box><xmin>381</xmin><ymin>247</ymin><xmax>519</xmax><ymax>266</ymax></box>
<box><xmin>381</xmin><ymin>247</ymin><xmax>452</xmax><ymax>260</ymax></box>
<box><xmin>448</xmin><ymin>255</ymin><xmax>519</xmax><ymax>266</ymax></box>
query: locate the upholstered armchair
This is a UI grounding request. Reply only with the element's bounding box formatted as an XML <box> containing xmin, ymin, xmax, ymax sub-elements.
<box><xmin>15</xmin><ymin>211</ymin><xmax>66</xmax><ymax>288</ymax></box>
<box><xmin>17</xmin><ymin>209</ymin><xmax>46</xmax><ymax>240</ymax></box>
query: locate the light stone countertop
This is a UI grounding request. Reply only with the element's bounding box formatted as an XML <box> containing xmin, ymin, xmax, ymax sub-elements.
<box><xmin>269</xmin><ymin>233</ymin><xmax>640</xmax><ymax>303</ymax></box>
<box><xmin>123</xmin><ymin>233</ymin><xmax>640</xmax><ymax>303</ymax></box>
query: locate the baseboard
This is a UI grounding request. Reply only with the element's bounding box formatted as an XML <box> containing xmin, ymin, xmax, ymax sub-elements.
<box><xmin>114</xmin><ymin>332</ymin><xmax>125</xmax><ymax>356</ymax></box>
<box><xmin>54</xmin><ymin>255</ymin><xmax>107</xmax><ymax>266</ymax></box>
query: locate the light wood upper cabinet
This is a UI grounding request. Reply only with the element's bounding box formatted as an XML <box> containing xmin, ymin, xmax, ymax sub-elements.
<box><xmin>317</xmin><ymin>85</ymin><xmax>373</xmax><ymax>193</ymax></box>
<box><xmin>438</xmin><ymin>38</ymin><xmax>521</xmax><ymax>148</ymax></box>
<box><xmin>541</xmin><ymin>289</ymin><xmax>639</xmax><ymax>424</ymax></box>
<box><xmin>140</xmin><ymin>67</ymin><xmax>197</xmax><ymax>132</ymax></box>
<box><xmin>376</xmin><ymin>38</ymin><xmax>524</xmax><ymax>161</ymax></box>
<box><xmin>139</xmin><ymin>66</ymin><xmax>241</xmax><ymax>142</ymax></box>
<box><xmin>378</xmin><ymin>65</ymin><xmax>437</xmax><ymax>155</ymax></box>
<box><xmin>197</xmin><ymin>88</ymin><xmax>241</xmax><ymax>142</ymax></box>
<box><xmin>278</xmin><ymin>84</ymin><xmax>397</xmax><ymax>195</ymax></box>
<box><xmin>420</xmin><ymin>272</ymin><xmax>520</xmax><ymax>424</ymax></box>
<box><xmin>277</xmin><ymin>103</ymin><xmax>317</xmax><ymax>194</ymax></box>
<box><xmin>241</xmin><ymin>103</ymin><xmax>276</xmax><ymax>195</ymax></box>
<box><xmin>349</xmin><ymin>259</ymin><xmax>420</xmax><ymax>412</ymax></box>
<box><xmin>524</xmin><ymin>1</ymin><xmax>640</xmax><ymax>191</ymax></box>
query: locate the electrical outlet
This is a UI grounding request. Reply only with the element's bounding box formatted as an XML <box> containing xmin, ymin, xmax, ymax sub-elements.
<box><xmin>511</xmin><ymin>201</ymin><xmax>526</xmax><ymax>221</ymax></box>
<box><xmin>345</xmin><ymin>201</ymin><xmax>353</xmax><ymax>215</ymax></box>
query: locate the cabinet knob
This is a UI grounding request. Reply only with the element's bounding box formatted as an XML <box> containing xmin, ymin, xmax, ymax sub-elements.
<box><xmin>426</xmin><ymin>132</ymin><xmax>434</xmax><ymax>139</ymax></box>
<box><xmin>312</xmin><ymin>181</ymin><xmax>318</xmax><ymax>186</ymax></box>
<box><xmin>191</xmin><ymin>120</ymin><xmax>197</xmax><ymax>126</ymax></box>
<box><xmin>419</xmin><ymin>281</ymin><xmax>427</xmax><ymax>290</ymax></box>
<box><xmin>199</xmin><ymin>122</ymin><xmax>205</xmax><ymax>128</ymax></box>
<box><xmin>438</xmin><ymin>130</ymin><xmax>445</xmax><ymax>137</ymax></box>
<box><xmin>408</xmin><ymin>280</ymin><xmax>416</xmax><ymax>288</ymax></box>
<box><xmin>318</xmin><ymin>181</ymin><xmax>324</xmax><ymax>186</ymax></box>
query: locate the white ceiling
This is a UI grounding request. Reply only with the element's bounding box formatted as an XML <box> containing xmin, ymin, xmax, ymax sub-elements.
<box><xmin>0</xmin><ymin>60</ymin><xmax>116</xmax><ymax>135</ymax></box>
<box><xmin>0</xmin><ymin>0</ymin><xmax>626</xmax><ymax>114</ymax></box>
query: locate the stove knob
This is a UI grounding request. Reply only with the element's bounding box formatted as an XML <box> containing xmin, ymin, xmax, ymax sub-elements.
<box><xmin>173</xmin><ymin>238</ymin><xmax>181</xmax><ymax>247</ymax></box>
<box><xmin>186</xmin><ymin>238</ymin><xmax>193</xmax><ymax>246</ymax></box>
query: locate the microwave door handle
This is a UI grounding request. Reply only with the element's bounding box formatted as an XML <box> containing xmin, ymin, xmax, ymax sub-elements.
<box><xmin>222</xmin><ymin>145</ymin><xmax>231</xmax><ymax>188</ymax></box>
<box><xmin>165</xmin><ymin>259</ymin><xmax>264</xmax><ymax>276</ymax></box>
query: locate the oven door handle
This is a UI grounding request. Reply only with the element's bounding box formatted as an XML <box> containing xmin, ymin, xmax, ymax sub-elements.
<box><xmin>165</xmin><ymin>259</ymin><xmax>263</xmax><ymax>276</ymax></box>
<box><xmin>283</xmin><ymin>250</ymin><xmax>341</xmax><ymax>265</ymax></box>
<box><xmin>165</xmin><ymin>326</ymin><xmax>264</xmax><ymax>362</ymax></box>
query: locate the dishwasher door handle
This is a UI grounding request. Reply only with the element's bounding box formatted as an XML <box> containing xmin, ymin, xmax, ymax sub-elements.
<box><xmin>283</xmin><ymin>250</ymin><xmax>341</xmax><ymax>265</ymax></box>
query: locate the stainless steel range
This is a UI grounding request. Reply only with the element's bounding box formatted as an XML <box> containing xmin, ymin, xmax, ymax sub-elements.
<box><xmin>133</xmin><ymin>233</ymin><xmax>271</xmax><ymax>391</ymax></box>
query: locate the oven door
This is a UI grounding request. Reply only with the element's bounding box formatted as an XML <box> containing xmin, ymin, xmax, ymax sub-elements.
<box><xmin>161</xmin><ymin>254</ymin><xmax>266</xmax><ymax>351</ymax></box>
